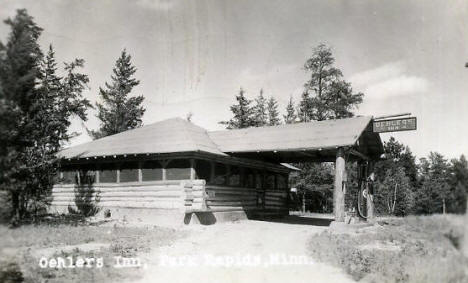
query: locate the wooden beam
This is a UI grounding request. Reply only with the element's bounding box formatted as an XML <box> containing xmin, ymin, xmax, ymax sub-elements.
<box><xmin>349</xmin><ymin>149</ymin><xmax>370</xmax><ymax>161</ymax></box>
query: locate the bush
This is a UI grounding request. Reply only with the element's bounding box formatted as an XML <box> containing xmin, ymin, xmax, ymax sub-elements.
<box><xmin>68</xmin><ymin>170</ymin><xmax>101</xmax><ymax>217</ymax></box>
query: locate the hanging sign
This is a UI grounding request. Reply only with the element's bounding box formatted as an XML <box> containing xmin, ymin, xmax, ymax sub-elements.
<box><xmin>373</xmin><ymin>117</ymin><xmax>417</xmax><ymax>133</ymax></box>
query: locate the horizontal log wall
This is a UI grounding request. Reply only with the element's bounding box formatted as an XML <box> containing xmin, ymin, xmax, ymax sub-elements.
<box><xmin>204</xmin><ymin>185</ymin><xmax>258</xmax><ymax>212</ymax></box>
<box><xmin>51</xmin><ymin>180</ymin><xmax>186</xmax><ymax>210</ymax></box>
<box><xmin>183</xmin><ymin>179</ymin><xmax>206</xmax><ymax>211</ymax></box>
<box><xmin>264</xmin><ymin>190</ymin><xmax>288</xmax><ymax>211</ymax></box>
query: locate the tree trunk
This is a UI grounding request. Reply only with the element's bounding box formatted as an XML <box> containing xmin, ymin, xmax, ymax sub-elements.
<box><xmin>11</xmin><ymin>191</ymin><xmax>20</xmax><ymax>221</ymax></box>
<box><xmin>302</xmin><ymin>191</ymin><xmax>306</xmax><ymax>213</ymax></box>
<box><xmin>463</xmin><ymin>195</ymin><xmax>468</xmax><ymax>258</ymax></box>
<box><xmin>442</xmin><ymin>198</ymin><xmax>446</xmax><ymax>214</ymax></box>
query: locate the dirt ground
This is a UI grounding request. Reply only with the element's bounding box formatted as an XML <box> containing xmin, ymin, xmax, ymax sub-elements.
<box><xmin>137</xmin><ymin>215</ymin><xmax>355</xmax><ymax>283</ymax></box>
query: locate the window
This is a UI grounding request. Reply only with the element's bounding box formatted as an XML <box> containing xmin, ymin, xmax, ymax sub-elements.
<box><xmin>99</xmin><ymin>163</ymin><xmax>117</xmax><ymax>183</ymax></box>
<box><xmin>120</xmin><ymin>162</ymin><xmax>139</xmax><ymax>183</ymax></box>
<box><xmin>61</xmin><ymin>170</ymin><xmax>77</xmax><ymax>184</ymax></box>
<box><xmin>142</xmin><ymin>161</ymin><xmax>163</xmax><ymax>181</ymax></box>
<box><xmin>277</xmin><ymin>174</ymin><xmax>288</xmax><ymax>190</ymax></box>
<box><xmin>166</xmin><ymin>159</ymin><xmax>191</xmax><ymax>180</ymax></box>
<box><xmin>244</xmin><ymin>168</ymin><xmax>255</xmax><ymax>188</ymax></box>
<box><xmin>265</xmin><ymin>172</ymin><xmax>276</xmax><ymax>189</ymax></box>
<box><xmin>255</xmin><ymin>171</ymin><xmax>263</xmax><ymax>189</ymax></box>
<box><xmin>229</xmin><ymin>166</ymin><xmax>241</xmax><ymax>186</ymax></box>
<box><xmin>195</xmin><ymin>159</ymin><xmax>211</xmax><ymax>181</ymax></box>
<box><xmin>212</xmin><ymin>163</ymin><xmax>227</xmax><ymax>185</ymax></box>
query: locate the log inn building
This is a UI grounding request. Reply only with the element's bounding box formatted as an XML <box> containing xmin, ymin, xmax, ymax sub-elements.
<box><xmin>51</xmin><ymin>116</ymin><xmax>383</xmax><ymax>224</ymax></box>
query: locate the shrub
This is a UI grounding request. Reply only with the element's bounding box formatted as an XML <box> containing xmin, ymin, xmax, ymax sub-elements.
<box><xmin>68</xmin><ymin>170</ymin><xmax>101</xmax><ymax>217</ymax></box>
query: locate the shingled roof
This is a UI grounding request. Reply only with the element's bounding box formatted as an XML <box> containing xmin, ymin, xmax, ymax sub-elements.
<box><xmin>59</xmin><ymin>118</ymin><xmax>227</xmax><ymax>159</ymax></box>
<box><xmin>209</xmin><ymin>116</ymin><xmax>372</xmax><ymax>152</ymax></box>
<box><xmin>59</xmin><ymin>116</ymin><xmax>383</xmax><ymax>162</ymax></box>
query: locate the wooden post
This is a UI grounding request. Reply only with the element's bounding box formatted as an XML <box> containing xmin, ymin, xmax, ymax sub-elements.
<box><xmin>137</xmin><ymin>162</ymin><xmax>142</xmax><ymax>182</ymax></box>
<box><xmin>366</xmin><ymin>162</ymin><xmax>375</xmax><ymax>222</ymax></box>
<box><xmin>334</xmin><ymin>147</ymin><xmax>346</xmax><ymax>222</ymax></box>
<box><xmin>95</xmin><ymin>169</ymin><xmax>100</xmax><ymax>184</ymax></box>
<box><xmin>190</xmin><ymin>159</ymin><xmax>196</xmax><ymax>180</ymax></box>
<box><xmin>161</xmin><ymin>160</ymin><xmax>167</xmax><ymax>181</ymax></box>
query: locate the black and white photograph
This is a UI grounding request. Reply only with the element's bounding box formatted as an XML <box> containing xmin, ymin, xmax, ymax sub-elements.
<box><xmin>0</xmin><ymin>0</ymin><xmax>467</xmax><ymax>282</ymax></box>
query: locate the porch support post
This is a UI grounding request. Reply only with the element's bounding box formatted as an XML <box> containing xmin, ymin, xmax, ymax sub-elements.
<box><xmin>190</xmin><ymin>159</ymin><xmax>196</xmax><ymax>180</ymax></box>
<box><xmin>366</xmin><ymin>161</ymin><xmax>375</xmax><ymax>222</ymax></box>
<box><xmin>334</xmin><ymin>147</ymin><xmax>346</xmax><ymax>222</ymax></box>
<box><xmin>161</xmin><ymin>160</ymin><xmax>168</xmax><ymax>181</ymax></box>
<box><xmin>137</xmin><ymin>161</ymin><xmax>142</xmax><ymax>182</ymax></box>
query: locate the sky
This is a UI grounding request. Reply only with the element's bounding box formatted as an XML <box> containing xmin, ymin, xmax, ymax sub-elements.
<box><xmin>1</xmin><ymin>0</ymin><xmax>467</xmax><ymax>159</ymax></box>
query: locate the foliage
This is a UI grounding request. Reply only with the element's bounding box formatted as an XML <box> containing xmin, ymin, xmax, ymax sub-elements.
<box><xmin>290</xmin><ymin>163</ymin><xmax>335</xmax><ymax>213</ymax></box>
<box><xmin>219</xmin><ymin>88</ymin><xmax>256</xmax><ymax>129</ymax></box>
<box><xmin>91</xmin><ymin>49</ymin><xmax>145</xmax><ymax>138</ymax></box>
<box><xmin>0</xmin><ymin>223</ymin><xmax>182</xmax><ymax>283</ymax></box>
<box><xmin>414</xmin><ymin>152</ymin><xmax>453</xmax><ymax>214</ymax></box>
<box><xmin>308</xmin><ymin>215</ymin><xmax>467</xmax><ymax>282</ymax></box>
<box><xmin>0</xmin><ymin>10</ymin><xmax>90</xmax><ymax>223</ymax></box>
<box><xmin>283</xmin><ymin>96</ymin><xmax>297</xmax><ymax>124</ymax></box>
<box><xmin>300</xmin><ymin>44</ymin><xmax>363</xmax><ymax>121</ymax></box>
<box><xmin>68</xmin><ymin>171</ymin><xmax>101</xmax><ymax>217</ymax></box>
<box><xmin>266</xmin><ymin>97</ymin><xmax>281</xmax><ymax>126</ymax></box>
<box><xmin>252</xmin><ymin>89</ymin><xmax>268</xmax><ymax>127</ymax></box>
<box><xmin>373</xmin><ymin>137</ymin><xmax>417</xmax><ymax>216</ymax></box>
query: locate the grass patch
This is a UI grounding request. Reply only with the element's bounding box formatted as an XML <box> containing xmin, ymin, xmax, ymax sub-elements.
<box><xmin>308</xmin><ymin>215</ymin><xmax>468</xmax><ymax>282</ymax></box>
<box><xmin>0</xmin><ymin>220</ymin><xmax>186</xmax><ymax>283</ymax></box>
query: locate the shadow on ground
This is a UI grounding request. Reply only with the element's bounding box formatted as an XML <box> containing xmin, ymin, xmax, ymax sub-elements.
<box><xmin>260</xmin><ymin>215</ymin><xmax>334</xmax><ymax>226</ymax></box>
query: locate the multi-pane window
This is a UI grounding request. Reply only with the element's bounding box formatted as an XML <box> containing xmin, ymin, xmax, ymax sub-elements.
<box><xmin>99</xmin><ymin>163</ymin><xmax>118</xmax><ymax>183</ymax></box>
<box><xmin>142</xmin><ymin>161</ymin><xmax>163</xmax><ymax>181</ymax></box>
<box><xmin>229</xmin><ymin>166</ymin><xmax>241</xmax><ymax>186</ymax></box>
<box><xmin>244</xmin><ymin>168</ymin><xmax>255</xmax><ymax>188</ymax></box>
<box><xmin>120</xmin><ymin>162</ymin><xmax>139</xmax><ymax>183</ymax></box>
<box><xmin>166</xmin><ymin>159</ymin><xmax>191</xmax><ymax>180</ymax></box>
<box><xmin>265</xmin><ymin>172</ymin><xmax>276</xmax><ymax>189</ymax></box>
<box><xmin>212</xmin><ymin>163</ymin><xmax>228</xmax><ymax>185</ymax></box>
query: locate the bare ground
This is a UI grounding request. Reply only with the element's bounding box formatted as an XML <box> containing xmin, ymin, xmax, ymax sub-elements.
<box><xmin>137</xmin><ymin>215</ymin><xmax>355</xmax><ymax>283</ymax></box>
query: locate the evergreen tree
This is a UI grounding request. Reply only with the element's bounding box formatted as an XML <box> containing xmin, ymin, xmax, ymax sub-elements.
<box><xmin>302</xmin><ymin>44</ymin><xmax>363</xmax><ymax>121</ymax></box>
<box><xmin>267</xmin><ymin>97</ymin><xmax>281</xmax><ymax>126</ymax></box>
<box><xmin>298</xmin><ymin>91</ymin><xmax>313</xmax><ymax>122</ymax></box>
<box><xmin>220</xmin><ymin>88</ymin><xmax>255</xmax><ymax>129</ymax></box>
<box><xmin>414</xmin><ymin>152</ymin><xmax>451</xmax><ymax>214</ymax></box>
<box><xmin>0</xmin><ymin>10</ymin><xmax>90</xmax><ymax>221</ymax></box>
<box><xmin>448</xmin><ymin>155</ymin><xmax>468</xmax><ymax>213</ymax></box>
<box><xmin>92</xmin><ymin>49</ymin><xmax>145</xmax><ymax>138</ymax></box>
<box><xmin>283</xmin><ymin>96</ymin><xmax>297</xmax><ymax>124</ymax></box>
<box><xmin>252</xmin><ymin>89</ymin><xmax>268</xmax><ymax>127</ymax></box>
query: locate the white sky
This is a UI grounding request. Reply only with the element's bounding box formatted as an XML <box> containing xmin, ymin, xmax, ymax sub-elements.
<box><xmin>1</xmin><ymin>0</ymin><xmax>467</xmax><ymax>159</ymax></box>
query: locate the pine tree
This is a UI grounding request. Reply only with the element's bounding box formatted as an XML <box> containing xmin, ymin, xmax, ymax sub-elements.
<box><xmin>0</xmin><ymin>10</ymin><xmax>91</xmax><ymax>221</ymax></box>
<box><xmin>302</xmin><ymin>44</ymin><xmax>363</xmax><ymax>121</ymax></box>
<box><xmin>92</xmin><ymin>49</ymin><xmax>145</xmax><ymax>138</ymax></box>
<box><xmin>414</xmin><ymin>152</ymin><xmax>451</xmax><ymax>214</ymax></box>
<box><xmin>298</xmin><ymin>91</ymin><xmax>313</xmax><ymax>122</ymax></box>
<box><xmin>283</xmin><ymin>96</ymin><xmax>297</xmax><ymax>124</ymax></box>
<box><xmin>267</xmin><ymin>97</ymin><xmax>281</xmax><ymax>126</ymax></box>
<box><xmin>220</xmin><ymin>88</ymin><xmax>255</xmax><ymax>129</ymax></box>
<box><xmin>252</xmin><ymin>89</ymin><xmax>268</xmax><ymax>127</ymax></box>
